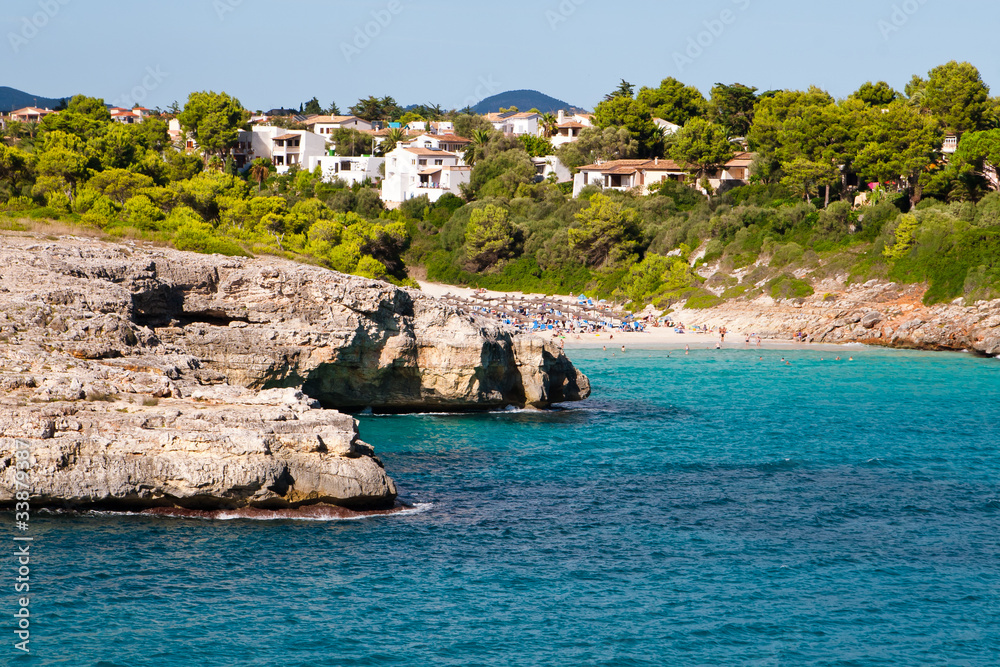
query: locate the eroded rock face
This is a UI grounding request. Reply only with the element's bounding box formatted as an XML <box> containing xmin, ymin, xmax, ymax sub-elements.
<box><xmin>0</xmin><ymin>233</ymin><xmax>591</xmax><ymax>510</ymax></box>
<box><xmin>670</xmin><ymin>278</ymin><xmax>1000</xmax><ymax>356</ymax></box>
<box><xmin>0</xmin><ymin>235</ymin><xmax>590</xmax><ymax>411</ymax></box>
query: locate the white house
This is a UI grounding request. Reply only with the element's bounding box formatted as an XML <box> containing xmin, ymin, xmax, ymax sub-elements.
<box><xmin>381</xmin><ymin>145</ymin><xmax>471</xmax><ymax>206</ymax></box>
<box><xmin>653</xmin><ymin>118</ymin><xmax>681</xmax><ymax>136</ymax></box>
<box><xmin>532</xmin><ymin>156</ymin><xmax>572</xmax><ymax>183</ymax></box>
<box><xmin>572</xmin><ymin>158</ymin><xmax>688</xmax><ymax>197</ymax></box>
<box><xmin>109</xmin><ymin>107</ymin><xmax>154</xmax><ymax>124</ymax></box>
<box><xmin>551</xmin><ymin>110</ymin><xmax>594</xmax><ymax>146</ymax></box>
<box><xmin>484</xmin><ymin>111</ymin><xmax>544</xmax><ymax>137</ymax></box>
<box><xmin>313</xmin><ymin>155</ymin><xmax>385</xmax><ymax>186</ymax></box>
<box><xmin>401</xmin><ymin>133</ymin><xmax>472</xmax><ymax>156</ymax></box>
<box><xmin>305</xmin><ymin>115</ymin><xmax>373</xmax><ymax>137</ymax></box>
<box><xmin>233</xmin><ymin>126</ymin><xmax>328</xmax><ymax>173</ymax></box>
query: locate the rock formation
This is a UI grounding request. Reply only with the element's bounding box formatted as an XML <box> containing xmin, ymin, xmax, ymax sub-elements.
<box><xmin>0</xmin><ymin>233</ymin><xmax>592</xmax><ymax>510</ymax></box>
<box><xmin>670</xmin><ymin>277</ymin><xmax>1000</xmax><ymax>356</ymax></box>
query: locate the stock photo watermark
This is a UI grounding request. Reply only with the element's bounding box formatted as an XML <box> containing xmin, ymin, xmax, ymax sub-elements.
<box><xmin>877</xmin><ymin>0</ymin><xmax>932</xmax><ymax>40</ymax></box>
<box><xmin>8</xmin><ymin>0</ymin><xmax>72</xmax><ymax>54</ymax></box>
<box><xmin>341</xmin><ymin>1</ymin><xmax>405</xmax><ymax>64</ymax></box>
<box><xmin>546</xmin><ymin>0</ymin><xmax>587</xmax><ymax>31</ymax></box>
<box><xmin>110</xmin><ymin>66</ymin><xmax>169</xmax><ymax>109</ymax></box>
<box><xmin>214</xmin><ymin>0</ymin><xmax>243</xmax><ymax>21</ymax></box>
<box><xmin>10</xmin><ymin>439</ymin><xmax>33</xmax><ymax>655</ymax></box>
<box><xmin>673</xmin><ymin>0</ymin><xmax>752</xmax><ymax>74</ymax></box>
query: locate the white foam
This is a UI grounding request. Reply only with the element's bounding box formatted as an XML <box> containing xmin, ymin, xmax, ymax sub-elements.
<box><xmin>47</xmin><ymin>503</ymin><xmax>435</xmax><ymax>523</ymax></box>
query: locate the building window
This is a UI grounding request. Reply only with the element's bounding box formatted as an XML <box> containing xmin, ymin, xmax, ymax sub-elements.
<box><xmin>434</xmin><ymin>159</ymin><xmax>443</xmax><ymax>166</ymax></box>
<box><xmin>419</xmin><ymin>159</ymin><xmax>427</xmax><ymax>166</ymax></box>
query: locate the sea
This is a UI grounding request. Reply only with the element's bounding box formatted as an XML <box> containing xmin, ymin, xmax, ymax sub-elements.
<box><xmin>11</xmin><ymin>346</ymin><xmax>1000</xmax><ymax>666</ymax></box>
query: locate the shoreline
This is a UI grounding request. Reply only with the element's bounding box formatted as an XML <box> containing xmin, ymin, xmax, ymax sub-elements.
<box><xmin>418</xmin><ymin>279</ymin><xmax>1000</xmax><ymax>358</ymax></box>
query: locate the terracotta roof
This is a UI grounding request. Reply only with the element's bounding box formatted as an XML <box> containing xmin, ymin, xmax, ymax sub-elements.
<box><xmin>273</xmin><ymin>133</ymin><xmax>301</xmax><ymax>141</ymax></box>
<box><xmin>410</xmin><ymin>133</ymin><xmax>471</xmax><ymax>144</ymax></box>
<box><xmin>578</xmin><ymin>159</ymin><xmax>684</xmax><ymax>173</ymax></box>
<box><xmin>402</xmin><ymin>147</ymin><xmax>456</xmax><ymax>157</ymax></box>
<box><xmin>418</xmin><ymin>167</ymin><xmax>443</xmax><ymax>176</ymax></box>
<box><xmin>557</xmin><ymin>121</ymin><xmax>585</xmax><ymax>129</ymax></box>
<box><xmin>306</xmin><ymin>115</ymin><xmax>364</xmax><ymax>125</ymax></box>
<box><xmin>508</xmin><ymin>111</ymin><xmax>542</xmax><ymax>120</ymax></box>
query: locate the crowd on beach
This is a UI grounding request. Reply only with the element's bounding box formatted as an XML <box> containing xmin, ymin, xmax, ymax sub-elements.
<box><xmin>438</xmin><ymin>289</ymin><xmax>778</xmax><ymax>345</ymax></box>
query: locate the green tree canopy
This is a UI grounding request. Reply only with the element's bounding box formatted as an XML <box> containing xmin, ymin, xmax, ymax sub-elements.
<box><xmin>668</xmin><ymin>118</ymin><xmax>733</xmax><ymax>180</ymax></box>
<box><xmin>709</xmin><ymin>83</ymin><xmax>758</xmax><ymax>137</ymax></box>
<box><xmin>854</xmin><ymin>100</ymin><xmax>943</xmax><ymax>200</ymax></box>
<box><xmin>464</xmin><ymin>203</ymin><xmax>521</xmax><ymax>271</ymax></box>
<box><xmin>923</xmin><ymin>61</ymin><xmax>991</xmax><ymax>134</ymax></box>
<box><xmin>593</xmin><ymin>95</ymin><xmax>661</xmax><ymax>156</ymax></box>
<box><xmin>568</xmin><ymin>193</ymin><xmax>642</xmax><ymax>267</ymax></box>
<box><xmin>178</xmin><ymin>91</ymin><xmax>249</xmax><ymax>163</ymax></box>
<box><xmin>636</xmin><ymin>77</ymin><xmax>708</xmax><ymax>126</ymax></box>
<box><xmin>556</xmin><ymin>126</ymin><xmax>639</xmax><ymax>171</ymax></box>
<box><xmin>851</xmin><ymin>81</ymin><xmax>899</xmax><ymax>107</ymax></box>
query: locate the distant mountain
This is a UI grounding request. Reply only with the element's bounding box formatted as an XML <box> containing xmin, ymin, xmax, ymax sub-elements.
<box><xmin>472</xmin><ymin>90</ymin><xmax>585</xmax><ymax>115</ymax></box>
<box><xmin>0</xmin><ymin>87</ymin><xmax>68</xmax><ymax>112</ymax></box>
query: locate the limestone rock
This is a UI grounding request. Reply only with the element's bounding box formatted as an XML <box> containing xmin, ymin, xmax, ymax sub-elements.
<box><xmin>0</xmin><ymin>377</ymin><xmax>396</xmax><ymax>510</ymax></box>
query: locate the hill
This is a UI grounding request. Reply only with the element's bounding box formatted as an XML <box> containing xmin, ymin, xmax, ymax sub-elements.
<box><xmin>0</xmin><ymin>87</ymin><xmax>67</xmax><ymax>112</ymax></box>
<box><xmin>472</xmin><ymin>90</ymin><xmax>584</xmax><ymax>115</ymax></box>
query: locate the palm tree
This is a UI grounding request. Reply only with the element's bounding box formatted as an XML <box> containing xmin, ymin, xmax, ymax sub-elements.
<box><xmin>250</xmin><ymin>159</ymin><xmax>271</xmax><ymax>192</ymax></box>
<box><xmin>464</xmin><ymin>128</ymin><xmax>493</xmax><ymax>166</ymax></box>
<box><xmin>383</xmin><ymin>127</ymin><xmax>406</xmax><ymax>153</ymax></box>
<box><xmin>541</xmin><ymin>113</ymin><xmax>558</xmax><ymax>138</ymax></box>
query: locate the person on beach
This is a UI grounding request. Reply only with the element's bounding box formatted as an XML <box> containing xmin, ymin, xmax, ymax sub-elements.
<box><xmin>685</xmin><ymin>345</ymin><xmax>690</xmax><ymax>355</ymax></box>
<box><xmin>621</xmin><ymin>345</ymin><xmax>626</xmax><ymax>353</ymax></box>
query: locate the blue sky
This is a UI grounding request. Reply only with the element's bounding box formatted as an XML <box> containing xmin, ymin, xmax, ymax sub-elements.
<box><xmin>2</xmin><ymin>0</ymin><xmax>997</xmax><ymax>112</ymax></box>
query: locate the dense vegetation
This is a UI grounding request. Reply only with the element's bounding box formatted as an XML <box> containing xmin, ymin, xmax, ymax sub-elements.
<box><xmin>4</xmin><ymin>62</ymin><xmax>1000</xmax><ymax>310</ymax></box>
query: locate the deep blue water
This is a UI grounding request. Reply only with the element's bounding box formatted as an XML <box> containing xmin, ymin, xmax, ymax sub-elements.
<box><xmin>9</xmin><ymin>347</ymin><xmax>1000</xmax><ymax>666</ymax></box>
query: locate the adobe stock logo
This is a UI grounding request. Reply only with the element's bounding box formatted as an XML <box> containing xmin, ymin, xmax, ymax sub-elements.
<box><xmin>877</xmin><ymin>0</ymin><xmax>932</xmax><ymax>41</ymax></box>
<box><xmin>341</xmin><ymin>1</ymin><xmax>406</xmax><ymax>63</ymax></box>
<box><xmin>8</xmin><ymin>0</ymin><xmax>72</xmax><ymax>54</ymax></box>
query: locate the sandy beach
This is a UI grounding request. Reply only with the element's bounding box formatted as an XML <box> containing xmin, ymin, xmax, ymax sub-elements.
<box><xmin>417</xmin><ymin>280</ymin><xmax>817</xmax><ymax>350</ymax></box>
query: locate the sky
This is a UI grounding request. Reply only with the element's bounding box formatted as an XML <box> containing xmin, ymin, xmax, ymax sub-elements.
<box><xmin>2</xmin><ymin>0</ymin><xmax>999</xmax><ymax>112</ymax></box>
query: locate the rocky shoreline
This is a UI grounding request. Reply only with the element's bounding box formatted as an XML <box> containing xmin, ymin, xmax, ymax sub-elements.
<box><xmin>0</xmin><ymin>233</ymin><xmax>591</xmax><ymax>511</ymax></box>
<box><xmin>668</xmin><ymin>277</ymin><xmax>1000</xmax><ymax>357</ymax></box>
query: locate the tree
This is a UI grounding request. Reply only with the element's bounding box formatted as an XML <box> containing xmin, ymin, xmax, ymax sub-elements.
<box><xmin>952</xmin><ymin>129</ymin><xmax>1000</xmax><ymax>190</ymax></box>
<box><xmin>454</xmin><ymin>113</ymin><xmax>494</xmax><ymax>139</ymax></box>
<box><xmin>636</xmin><ymin>77</ymin><xmax>708</xmax><ymax>126</ymax></box>
<box><xmin>350</xmin><ymin>96</ymin><xmax>402</xmax><ymax>122</ymax></box>
<box><xmin>177</xmin><ymin>91</ymin><xmax>249</xmax><ymax>163</ymax></box>
<box><xmin>463</xmin><ymin>128</ymin><xmax>495</xmax><ymax>167</ymax></box>
<box><xmin>328</xmin><ymin>101</ymin><xmax>341</xmax><ymax>116</ymax></box>
<box><xmin>332</xmin><ymin>128</ymin><xmax>373</xmax><ymax>156</ymax></box>
<box><xmin>86</xmin><ymin>169</ymin><xmax>155</xmax><ymax>204</ymax></box>
<box><xmin>39</xmin><ymin>95</ymin><xmax>111</xmax><ymax>142</ymax></box>
<box><xmin>518</xmin><ymin>134</ymin><xmax>554</xmax><ymax>158</ymax></box>
<box><xmin>593</xmin><ymin>95</ymin><xmax>660</xmax><ymax>156</ymax></box>
<box><xmin>382</xmin><ymin>127</ymin><xmax>406</xmax><ymax>154</ymax></box>
<box><xmin>854</xmin><ymin>100</ymin><xmax>943</xmax><ymax>204</ymax></box>
<box><xmin>781</xmin><ymin>158</ymin><xmax>839</xmax><ymax>201</ymax></box>
<box><xmin>709</xmin><ymin>83</ymin><xmax>758</xmax><ymax>137</ymax></box>
<box><xmin>852</xmin><ymin>81</ymin><xmax>899</xmax><ymax>107</ymax></box>
<box><xmin>0</xmin><ymin>144</ymin><xmax>30</xmax><ymax>192</ymax></box>
<box><xmin>464</xmin><ymin>204</ymin><xmax>521</xmax><ymax>271</ymax></box>
<box><xmin>668</xmin><ymin>118</ymin><xmax>733</xmax><ymax>183</ymax></box>
<box><xmin>465</xmin><ymin>147</ymin><xmax>535</xmax><ymax>199</ymax></box>
<box><xmin>303</xmin><ymin>97</ymin><xmax>323</xmax><ymax>115</ymax></box>
<box><xmin>249</xmin><ymin>158</ymin><xmax>271</xmax><ymax>192</ymax></box>
<box><xmin>556</xmin><ymin>126</ymin><xmax>638</xmax><ymax>171</ymax></box>
<box><xmin>604</xmin><ymin>80</ymin><xmax>635</xmax><ymax>101</ymax></box>
<box><xmin>568</xmin><ymin>194</ymin><xmax>642</xmax><ymax>267</ymax></box>
<box><xmin>923</xmin><ymin>61</ymin><xmax>991</xmax><ymax>133</ymax></box>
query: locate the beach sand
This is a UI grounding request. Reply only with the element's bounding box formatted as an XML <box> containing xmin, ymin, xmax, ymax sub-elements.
<box><xmin>417</xmin><ymin>281</ymin><xmax>825</xmax><ymax>350</ymax></box>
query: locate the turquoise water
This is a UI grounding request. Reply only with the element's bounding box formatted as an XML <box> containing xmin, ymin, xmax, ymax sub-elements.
<box><xmin>12</xmin><ymin>347</ymin><xmax>1000</xmax><ymax>666</ymax></box>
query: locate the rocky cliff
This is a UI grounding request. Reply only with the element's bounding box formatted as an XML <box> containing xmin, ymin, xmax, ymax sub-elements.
<box><xmin>0</xmin><ymin>234</ymin><xmax>591</xmax><ymax>510</ymax></box>
<box><xmin>671</xmin><ymin>277</ymin><xmax>1000</xmax><ymax>356</ymax></box>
